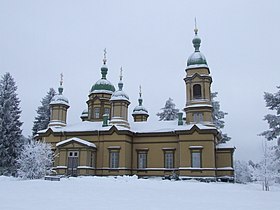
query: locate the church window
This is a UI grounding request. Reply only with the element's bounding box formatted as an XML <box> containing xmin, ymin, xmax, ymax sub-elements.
<box><xmin>164</xmin><ymin>151</ymin><xmax>174</xmax><ymax>168</ymax></box>
<box><xmin>138</xmin><ymin>152</ymin><xmax>147</xmax><ymax>169</ymax></box>
<box><xmin>94</xmin><ymin>108</ymin><xmax>100</xmax><ymax>119</ymax></box>
<box><xmin>191</xmin><ymin>151</ymin><xmax>201</xmax><ymax>168</ymax></box>
<box><xmin>104</xmin><ymin>108</ymin><xmax>110</xmax><ymax>116</ymax></box>
<box><xmin>109</xmin><ymin>151</ymin><xmax>119</xmax><ymax>168</ymax></box>
<box><xmin>193</xmin><ymin>84</ymin><xmax>202</xmax><ymax>99</ymax></box>
<box><xmin>194</xmin><ymin>112</ymin><xmax>203</xmax><ymax>123</ymax></box>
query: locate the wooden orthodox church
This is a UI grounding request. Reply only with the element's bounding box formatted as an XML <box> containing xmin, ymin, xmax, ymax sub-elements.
<box><xmin>36</xmin><ymin>27</ymin><xmax>235</xmax><ymax>180</ymax></box>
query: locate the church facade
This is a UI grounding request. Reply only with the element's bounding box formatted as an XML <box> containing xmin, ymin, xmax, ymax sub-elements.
<box><xmin>36</xmin><ymin>28</ymin><xmax>235</xmax><ymax>180</ymax></box>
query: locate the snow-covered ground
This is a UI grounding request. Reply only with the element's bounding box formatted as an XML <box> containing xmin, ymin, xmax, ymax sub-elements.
<box><xmin>0</xmin><ymin>176</ymin><xmax>279</xmax><ymax>210</ymax></box>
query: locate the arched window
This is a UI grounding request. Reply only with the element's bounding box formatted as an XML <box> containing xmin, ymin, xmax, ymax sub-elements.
<box><xmin>193</xmin><ymin>84</ymin><xmax>202</xmax><ymax>99</ymax></box>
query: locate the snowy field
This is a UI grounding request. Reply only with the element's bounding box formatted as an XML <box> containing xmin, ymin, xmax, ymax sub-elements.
<box><xmin>0</xmin><ymin>176</ymin><xmax>279</xmax><ymax>210</ymax></box>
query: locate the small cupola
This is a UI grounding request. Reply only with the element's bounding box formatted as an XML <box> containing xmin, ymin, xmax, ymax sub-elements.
<box><xmin>49</xmin><ymin>74</ymin><xmax>70</xmax><ymax>127</ymax></box>
<box><xmin>80</xmin><ymin>109</ymin><xmax>88</xmax><ymax>121</ymax></box>
<box><xmin>132</xmin><ymin>86</ymin><xmax>149</xmax><ymax>122</ymax></box>
<box><xmin>110</xmin><ymin>67</ymin><xmax>130</xmax><ymax>128</ymax></box>
<box><xmin>186</xmin><ymin>20</ymin><xmax>208</xmax><ymax>71</ymax></box>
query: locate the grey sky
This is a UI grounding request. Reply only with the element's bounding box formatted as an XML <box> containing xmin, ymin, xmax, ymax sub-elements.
<box><xmin>0</xmin><ymin>0</ymin><xmax>279</xmax><ymax>161</ymax></box>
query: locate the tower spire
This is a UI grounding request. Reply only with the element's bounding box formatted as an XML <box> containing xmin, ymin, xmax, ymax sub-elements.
<box><xmin>60</xmin><ymin>73</ymin><xmax>63</xmax><ymax>86</ymax></box>
<box><xmin>120</xmin><ymin>66</ymin><xmax>123</xmax><ymax>81</ymax></box>
<box><xmin>192</xmin><ymin>18</ymin><xmax>201</xmax><ymax>52</ymax></box>
<box><xmin>103</xmin><ymin>48</ymin><xmax>107</xmax><ymax>65</ymax></box>
<box><xmin>138</xmin><ymin>85</ymin><xmax>143</xmax><ymax>106</ymax></box>
<box><xmin>101</xmin><ymin>49</ymin><xmax>108</xmax><ymax>79</ymax></box>
<box><xmin>118</xmin><ymin>67</ymin><xmax>124</xmax><ymax>90</ymax></box>
<box><xmin>58</xmin><ymin>73</ymin><xmax>64</xmax><ymax>94</ymax></box>
<box><xmin>194</xmin><ymin>17</ymin><xmax>198</xmax><ymax>35</ymax></box>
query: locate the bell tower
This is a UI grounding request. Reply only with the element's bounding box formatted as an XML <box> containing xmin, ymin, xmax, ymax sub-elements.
<box><xmin>184</xmin><ymin>23</ymin><xmax>213</xmax><ymax>125</ymax></box>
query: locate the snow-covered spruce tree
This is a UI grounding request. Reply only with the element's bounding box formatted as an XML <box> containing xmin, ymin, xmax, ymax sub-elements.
<box><xmin>157</xmin><ymin>98</ymin><xmax>179</xmax><ymax>121</ymax></box>
<box><xmin>32</xmin><ymin>88</ymin><xmax>56</xmax><ymax>136</ymax></box>
<box><xmin>234</xmin><ymin>160</ymin><xmax>252</xmax><ymax>183</ymax></box>
<box><xmin>250</xmin><ymin>144</ymin><xmax>280</xmax><ymax>191</ymax></box>
<box><xmin>211</xmin><ymin>92</ymin><xmax>231</xmax><ymax>143</ymax></box>
<box><xmin>260</xmin><ymin>86</ymin><xmax>280</xmax><ymax>142</ymax></box>
<box><xmin>0</xmin><ymin>73</ymin><xmax>23</xmax><ymax>175</ymax></box>
<box><xmin>17</xmin><ymin>139</ymin><xmax>54</xmax><ymax>179</ymax></box>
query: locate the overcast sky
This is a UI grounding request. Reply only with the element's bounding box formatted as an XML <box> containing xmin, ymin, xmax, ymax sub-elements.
<box><xmin>0</xmin><ymin>0</ymin><xmax>279</xmax><ymax>162</ymax></box>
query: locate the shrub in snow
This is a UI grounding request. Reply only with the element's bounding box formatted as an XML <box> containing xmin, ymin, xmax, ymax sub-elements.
<box><xmin>250</xmin><ymin>145</ymin><xmax>280</xmax><ymax>191</ymax></box>
<box><xmin>0</xmin><ymin>73</ymin><xmax>23</xmax><ymax>176</ymax></box>
<box><xmin>157</xmin><ymin>98</ymin><xmax>179</xmax><ymax>121</ymax></box>
<box><xmin>17</xmin><ymin>140</ymin><xmax>54</xmax><ymax>179</ymax></box>
<box><xmin>234</xmin><ymin>160</ymin><xmax>252</xmax><ymax>183</ymax></box>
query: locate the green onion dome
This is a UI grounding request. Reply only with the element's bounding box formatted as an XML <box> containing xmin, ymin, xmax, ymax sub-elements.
<box><xmin>186</xmin><ymin>29</ymin><xmax>208</xmax><ymax>70</ymax></box>
<box><xmin>90</xmin><ymin>65</ymin><xmax>116</xmax><ymax>94</ymax></box>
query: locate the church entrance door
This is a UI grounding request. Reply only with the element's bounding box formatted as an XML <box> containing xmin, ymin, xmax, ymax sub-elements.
<box><xmin>67</xmin><ymin>151</ymin><xmax>79</xmax><ymax>176</ymax></box>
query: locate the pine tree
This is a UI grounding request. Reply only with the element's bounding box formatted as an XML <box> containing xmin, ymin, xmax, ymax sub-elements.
<box><xmin>0</xmin><ymin>73</ymin><xmax>23</xmax><ymax>175</ymax></box>
<box><xmin>32</xmin><ymin>88</ymin><xmax>56</xmax><ymax>136</ymax></box>
<box><xmin>211</xmin><ymin>92</ymin><xmax>231</xmax><ymax>143</ymax></box>
<box><xmin>157</xmin><ymin>98</ymin><xmax>179</xmax><ymax>121</ymax></box>
<box><xmin>260</xmin><ymin>86</ymin><xmax>280</xmax><ymax>142</ymax></box>
<box><xmin>17</xmin><ymin>139</ymin><xmax>54</xmax><ymax>179</ymax></box>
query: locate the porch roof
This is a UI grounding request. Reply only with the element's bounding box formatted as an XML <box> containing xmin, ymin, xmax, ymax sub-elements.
<box><xmin>56</xmin><ymin>137</ymin><xmax>96</xmax><ymax>148</ymax></box>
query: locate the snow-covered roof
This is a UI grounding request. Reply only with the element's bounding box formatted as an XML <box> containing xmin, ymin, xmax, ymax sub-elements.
<box><xmin>129</xmin><ymin>120</ymin><xmax>216</xmax><ymax>134</ymax></box>
<box><xmin>56</xmin><ymin>137</ymin><xmax>96</xmax><ymax>148</ymax></box>
<box><xmin>132</xmin><ymin>105</ymin><xmax>149</xmax><ymax>115</ymax></box>
<box><xmin>50</xmin><ymin>94</ymin><xmax>69</xmax><ymax>106</ymax></box>
<box><xmin>216</xmin><ymin>142</ymin><xmax>235</xmax><ymax>149</ymax></box>
<box><xmin>80</xmin><ymin>109</ymin><xmax>88</xmax><ymax>118</ymax></box>
<box><xmin>38</xmin><ymin>120</ymin><xmax>217</xmax><ymax>135</ymax></box>
<box><xmin>94</xmin><ymin>78</ymin><xmax>113</xmax><ymax>86</ymax></box>
<box><xmin>185</xmin><ymin>104</ymin><xmax>212</xmax><ymax>109</ymax></box>
<box><xmin>110</xmin><ymin>90</ymin><xmax>129</xmax><ymax>101</ymax></box>
<box><xmin>186</xmin><ymin>64</ymin><xmax>209</xmax><ymax>70</ymax></box>
<box><xmin>90</xmin><ymin>79</ymin><xmax>115</xmax><ymax>94</ymax></box>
